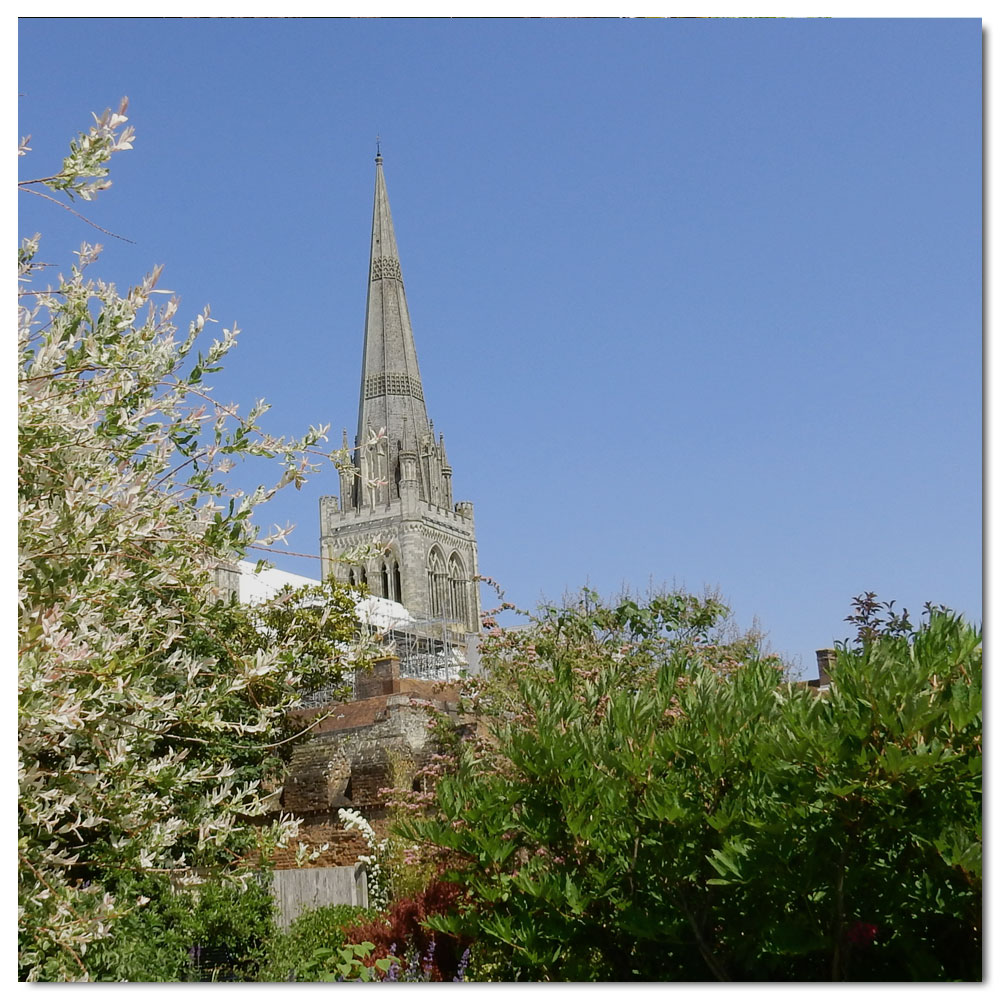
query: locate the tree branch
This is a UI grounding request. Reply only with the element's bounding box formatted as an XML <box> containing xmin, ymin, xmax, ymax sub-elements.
<box><xmin>19</xmin><ymin>186</ymin><xmax>135</xmax><ymax>243</ymax></box>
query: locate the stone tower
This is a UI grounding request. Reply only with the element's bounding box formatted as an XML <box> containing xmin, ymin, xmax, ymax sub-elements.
<box><xmin>319</xmin><ymin>153</ymin><xmax>481</xmax><ymax>634</ymax></box>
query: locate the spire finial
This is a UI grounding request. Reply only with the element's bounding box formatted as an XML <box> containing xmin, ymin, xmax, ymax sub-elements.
<box><xmin>375</xmin><ymin>134</ymin><xmax>382</xmax><ymax>164</ymax></box>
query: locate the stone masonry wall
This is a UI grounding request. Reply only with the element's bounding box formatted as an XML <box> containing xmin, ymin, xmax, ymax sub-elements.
<box><xmin>271</xmin><ymin>659</ymin><xmax>468</xmax><ymax>876</ymax></box>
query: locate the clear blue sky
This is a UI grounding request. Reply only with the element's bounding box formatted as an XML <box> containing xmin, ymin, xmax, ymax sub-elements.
<box><xmin>18</xmin><ymin>17</ymin><xmax>982</xmax><ymax>677</ymax></box>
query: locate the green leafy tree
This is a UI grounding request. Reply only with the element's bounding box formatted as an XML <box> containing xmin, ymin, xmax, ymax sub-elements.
<box><xmin>162</xmin><ymin>578</ymin><xmax>362</xmax><ymax>795</ymax></box>
<box><xmin>18</xmin><ymin>101</ymin><xmax>363</xmax><ymax>980</ymax></box>
<box><xmin>82</xmin><ymin>872</ymin><xmax>277</xmax><ymax>982</ymax></box>
<box><xmin>404</xmin><ymin>592</ymin><xmax>981</xmax><ymax>981</ymax></box>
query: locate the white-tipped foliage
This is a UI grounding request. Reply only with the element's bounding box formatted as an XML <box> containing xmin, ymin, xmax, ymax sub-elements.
<box><xmin>18</xmin><ymin>104</ymin><xmax>355</xmax><ymax>980</ymax></box>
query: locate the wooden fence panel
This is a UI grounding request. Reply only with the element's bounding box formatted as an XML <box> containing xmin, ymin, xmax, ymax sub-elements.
<box><xmin>271</xmin><ymin>864</ymin><xmax>368</xmax><ymax>929</ymax></box>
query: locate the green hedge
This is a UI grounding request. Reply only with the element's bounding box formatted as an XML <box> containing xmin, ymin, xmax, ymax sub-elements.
<box><xmin>258</xmin><ymin>903</ymin><xmax>368</xmax><ymax>982</ymax></box>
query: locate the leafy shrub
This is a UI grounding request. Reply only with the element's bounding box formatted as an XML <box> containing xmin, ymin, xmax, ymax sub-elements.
<box><xmin>81</xmin><ymin>874</ymin><xmax>276</xmax><ymax>982</ymax></box>
<box><xmin>344</xmin><ymin>880</ymin><xmax>469</xmax><ymax>981</ymax></box>
<box><xmin>258</xmin><ymin>903</ymin><xmax>366</xmax><ymax>982</ymax></box>
<box><xmin>291</xmin><ymin>939</ymin><xmax>472</xmax><ymax>982</ymax></box>
<box><xmin>405</xmin><ymin>593</ymin><xmax>981</xmax><ymax>981</ymax></box>
<box><xmin>380</xmin><ymin>833</ymin><xmax>440</xmax><ymax>903</ymax></box>
<box><xmin>298</xmin><ymin>941</ymin><xmax>396</xmax><ymax>981</ymax></box>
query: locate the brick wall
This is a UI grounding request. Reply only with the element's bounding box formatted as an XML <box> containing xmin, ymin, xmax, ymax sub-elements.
<box><xmin>354</xmin><ymin>656</ymin><xmax>401</xmax><ymax>700</ymax></box>
<box><xmin>268</xmin><ymin>826</ymin><xmax>369</xmax><ymax>871</ymax></box>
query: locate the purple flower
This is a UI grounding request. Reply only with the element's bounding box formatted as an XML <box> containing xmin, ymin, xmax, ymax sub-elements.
<box><xmin>453</xmin><ymin>948</ymin><xmax>471</xmax><ymax>982</ymax></box>
<box><xmin>422</xmin><ymin>937</ymin><xmax>437</xmax><ymax>976</ymax></box>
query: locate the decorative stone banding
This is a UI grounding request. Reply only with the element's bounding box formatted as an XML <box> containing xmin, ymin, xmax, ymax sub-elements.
<box><xmin>370</xmin><ymin>256</ymin><xmax>402</xmax><ymax>281</ymax></box>
<box><xmin>364</xmin><ymin>371</ymin><xmax>424</xmax><ymax>401</ymax></box>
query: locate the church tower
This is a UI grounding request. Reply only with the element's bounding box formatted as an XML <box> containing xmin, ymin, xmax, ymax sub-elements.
<box><xmin>319</xmin><ymin>152</ymin><xmax>481</xmax><ymax>634</ymax></box>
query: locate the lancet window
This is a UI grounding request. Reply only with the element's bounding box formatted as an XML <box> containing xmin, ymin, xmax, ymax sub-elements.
<box><xmin>428</xmin><ymin>547</ymin><xmax>448</xmax><ymax>618</ymax></box>
<box><xmin>373</xmin><ymin>554</ymin><xmax>402</xmax><ymax>603</ymax></box>
<box><xmin>449</xmin><ymin>553</ymin><xmax>469</xmax><ymax>628</ymax></box>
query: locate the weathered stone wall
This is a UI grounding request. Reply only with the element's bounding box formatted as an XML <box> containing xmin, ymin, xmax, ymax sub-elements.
<box><xmin>282</xmin><ymin>741</ymin><xmax>352</xmax><ymax>814</ymax></box>
<box><xmin>271</xmin><ymin>662</ymin><xmax>469</xmax><ymax>877</ymax></box>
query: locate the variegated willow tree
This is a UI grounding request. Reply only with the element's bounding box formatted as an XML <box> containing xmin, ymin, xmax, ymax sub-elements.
<box><xmin>18</xmin><ymin>101</ymin><xmax>366</xmax><ymax>980</ymax></box>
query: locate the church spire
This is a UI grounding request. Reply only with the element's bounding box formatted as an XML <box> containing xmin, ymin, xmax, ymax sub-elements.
<box><xmin>355</xmin><ymin>152</ymin><xmax>432</xmax><ymax>476</ymax></box>
<box><xmin>319</xmin><ymin>153</ymin><xmax>481</xmax><ymax>632</ymax></box>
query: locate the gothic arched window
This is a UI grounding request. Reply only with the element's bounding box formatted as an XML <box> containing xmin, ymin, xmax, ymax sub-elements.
<box><xmin>380</xmin><ymin>562</ymin><xmax>390</xmax><ymax>599</ymax></box>
<box><xmin>449</xmin><ymin>552</ymin><xmax>468</xmax><ymax>628</ymax></box>
<box><xmin>428</xmin><ymin>547</ymin><xmax>448</xmax><ymax>618</ymax></box>
<box><xmin>392</xmin><ymin>560</ymin><xmax>402</xmax><ymax>604</ymax></box>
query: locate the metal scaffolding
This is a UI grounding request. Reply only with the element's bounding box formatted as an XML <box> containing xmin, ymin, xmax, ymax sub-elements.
<box><xmin>380</xmin><ymin>613</ymin><xmax>468</xmax><ymax>683</ymax></box>
<box><xmin>296</xmin><ymin>615</ymin><xmax>474</xmax><ymax>709</ymax></box>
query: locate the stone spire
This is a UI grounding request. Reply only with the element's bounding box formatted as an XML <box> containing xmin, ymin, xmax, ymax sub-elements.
<box><xmin>319</xmin><ymin>152</ymin><xmax>480</xmax><ymax>633</ymax></box>
<box><xmin>354</xmin><ymin>152</ymin><xmax>433</xmax><ymax>503</ymax></box>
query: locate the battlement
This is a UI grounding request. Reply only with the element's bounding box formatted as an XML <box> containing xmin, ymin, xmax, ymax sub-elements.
<box><xmin>320</xmin><ymin>494</ymin><xmax>475</xmax><ymax>531</ymax></box>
